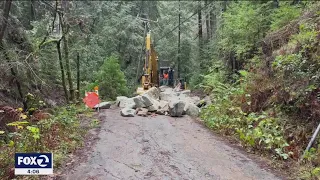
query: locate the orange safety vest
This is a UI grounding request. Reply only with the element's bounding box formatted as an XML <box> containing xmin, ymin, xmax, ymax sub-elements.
<box><xmin>163</xmin><ymin>74</ymin><xmax>168</xmax><ymax>79</ymax></box>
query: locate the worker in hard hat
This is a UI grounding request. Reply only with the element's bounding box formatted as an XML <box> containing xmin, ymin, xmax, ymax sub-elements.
<box><xmin>163</xmin><ymin>71</ymin><xmax>169</xmax><ymax>86</ymax></box>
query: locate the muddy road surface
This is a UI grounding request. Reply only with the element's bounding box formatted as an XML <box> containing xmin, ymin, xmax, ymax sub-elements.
<box><xmin>63</xmin><ymin>109</ymin><xmax>281</xmax><ymax>180</ymax></box>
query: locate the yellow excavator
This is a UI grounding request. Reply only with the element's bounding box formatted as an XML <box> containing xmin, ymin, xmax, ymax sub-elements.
<box><xmin>136</xmin><ymin>31</ymin><xmax>188</xmax><ymax>94</ymax></box>
<box><xmin>136</xmin><ymin>32</ymin><xmax>159</xmax><ymax>94</ymax></box>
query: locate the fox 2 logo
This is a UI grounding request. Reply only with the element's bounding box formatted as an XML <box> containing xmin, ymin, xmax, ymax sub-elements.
<box><xmin>15</xmin><ymin>153</ymin><xmax>52</xmax><ymax>168</ymax></box>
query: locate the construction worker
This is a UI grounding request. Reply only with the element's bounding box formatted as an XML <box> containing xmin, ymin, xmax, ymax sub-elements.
<box><xmin>174</xmin><ymin>79</ymin><xmax>185</xmax><ymax>91</ymax></box>
<box><xmin>168</xmin><ymin>67</ymin><xmax>174</xmax><ymax>87</ymax></box>
<box><xmin>163</xmin><ymin>71</ymin><xmax>169</xmax><ymax>86</ymax></box>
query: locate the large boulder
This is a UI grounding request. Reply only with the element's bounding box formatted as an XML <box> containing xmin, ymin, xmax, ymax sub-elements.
<box><xmin>160</xmin><ymin>87</ymin><xmax>183</xmax><ymax>101</ymax></box>
<box><xmin>156</xmin><ymin>100</ymin><xmax>169</xmax><ymax>115</ymax></box>
<box><xmin>136</xmin><ymin>108</ymin><xmax>149</xmax><ymax>117</ymax></box>
<box><xmin>203</xmin><ymin>96</ymin><xmax>212</xmax><ymax>105</ymax></box>
<box><xmin>169</xmin><ymin>100</ymin><xmax>186</xmax><ymax>117</ymax></box>
<box><xmin>147</xmin><ymin>99</ymin><xmax>160</xmax><ymax>112</ymax></box>
<box><xmin>170</xmin><ymin>94</ymin><xmax>189</xmax><ymax>103</ymax></box>
<box><xmin>190</xmin><ymin>96</ymin><xmax>201</xmax><ymax>104</ymax></box>
<box><xmin>141</xmin><ymin>94</ymin><xmax>153</xmax><ymax>107</ymax></box>
<box><xmin>159</xmin><ymin>100</ymin><xmax>169</xmax><ymax>109</ymax></box>
<box><xmin>133</xmin><ymin>96</ymin><xmax>146</xmax><ymax>108</ymax></box>
<box><xmin>144</xmin><ymin>87</ymin><xmax>160</xmax><ymax>100</ymax></box>
<box><xmin>120</xmin><ymin>108</ymin><xmax>135</xmax><ymax>117</ymax></box>
<box><xmin>159</xmin><ymin>86</ymin><xmax>172</xmax><ymax>92</ymax></box>
<box><xmin>156</xmin><ymin>109</ymin><xmax>165</xmax><ymax>115</ymax></box>
<box><xmin>119</xmin><ymin>98</ymin><xmax>136</xmax><ymax>109</ymax></box>
<box><xmin>94</xmin><ymin>102</ymin><xmax>111</xmax><ymax>109</ymax></box>
<box><xmin>185</xmin><ymin>103</ymin><xmax>200</xmax><ymax>117</ymax></box>
<box><xmin>116</xmin><ymin>96</ymin><xmax>128</xmax><ymax>106</ymax></box>
<box><xmin>197</xmin><ymin>96</ymin><xmax>212</xmax><ymax>108</ymax></box>
<box><xmin>183</xmin><ymin>96</ymin><xmax>200</xmax><ymax>105</ymax></box>
<box><xmin>173</xmin><ymin>93</ymin><xmax>201</xmax><ymax>106</ymax></box>
<box><xmin>181</xmin><ymin>90</ymin><xmax>191</xmax><ymax>96</ymax></box>
<box><xmin>160</xmin><ymin>91</ymin><xmax>173</xmax><ymax>101</ymax></box>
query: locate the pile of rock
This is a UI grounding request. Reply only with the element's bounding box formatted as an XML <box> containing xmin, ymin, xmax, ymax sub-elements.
<box><xmin>115</xmin><ymin>86</ymin><xmax>211</xmax><ymax>118</ymax></box>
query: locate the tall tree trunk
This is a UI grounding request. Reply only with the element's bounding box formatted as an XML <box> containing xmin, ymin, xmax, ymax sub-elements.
<box><xmin>0</xmin><ymin>0</ymin><xmax>12</xmax><ymax>42</ymax></box>
<box><xmin>59</xmin><ymin>13</ymin><xmax>74</xmax><ymax>102</ymax></box>
<box><xmin>4</xmin><ymin>46</ymin><xmax>27</xmax><ymax>110</ymax></box>
<box><xmin>59</xmin><ymin>0</ymin><xmax>74</xmax><ymax>102</ymax></box>
<box><xmin>56</xmin><ymin>40</ymin><xmax>69</xmax><ymax>101</ymax></box>
<box><xmin>210</xmin><ymin>6</ymin><xmax>216</xmax><ymax>39</ymax></box>
<box><xmin>205</xmin><ymin>0</ymin><xmax>211</xmax><ymax>41</ymax></box>
<box><xmin>222</xmin><ymin>1</ymin><xmax>227</xmax><ymax>12</ymax></box>
<box><xmin>198</xmin><ymin>1</ymin><xmax>203</xmax><ymax>71</ymax></box>
<box><xmin>118</xmin><ymin>37</ymin><xmax>122</xmax><ymax>54</ymax></box>
<box><xmin>177</xmin><ymin>0</ymin><xmax>181</xmax><ymax>79</ymax></box>
<box><xmin>0</xmin><ymin>0</ymin><xmax>27</xmax><ymax>110</ymax></box>
<box><xmin>30</xmin><ymin>0</ymin><xmax>35</xmax><ymax>21</ymax></box>
<box><xmin>76</xmin><ymin>52</ymin><xmax>80</xmax><ymax>100</ymax></box>
<box><xmin>198</xmin><ymin>1</ymin><xmax>203</xmax><ymax>49</ymax></box>
<box><xmin>273</xmin><ymin>0</ymin><xmax>279</xmax><ymax>8</ymax></box>
<box><xmin>63</xmin><ymin>33</ymin><xmax>74</xmax><ymax>102</ymax></box>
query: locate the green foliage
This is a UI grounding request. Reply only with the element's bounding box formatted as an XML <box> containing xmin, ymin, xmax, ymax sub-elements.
<box><xmin>199</xmin><ymin>4</ymin><xmax>320</xmax><ymax>177</ymax></box>
<box><xmin>2</xmin><ymin>1</ymin><xmax>205</xmax><ymax>102</ymax></box>
<box><xmin>0</xmin><ymin>104</ymin><xmax>95</xmax><ymax>179</ymax></box>
<box><xmin>239</xmin><ymin>70</ymin><xmax>248</xmax><ymax>78</ymax></box>
<box><xmin>26</xmin><ymin>126</ymin><xmax>40</xmax><ymax>140</ymax></box>
<box><xmin>300</xmin><ymin>165</ymin><xmax>320</xmax><ymax>180</ymax></box>
<box><xmin>200</xmin><ymin>78</ymin><xmax>291</xmax><ymax>159</ymax></box>
<box><xmin>236</xmin><ymin>113</ymin><xmax>291</xmax><ymax>159</ymax></box>
<box><xmin>303</xmin><ymin>147</ymin><xmax>318</xmax><ymax>163</ymax></box>
<box><xmin>90</xmin><ymin>55</ymin><xmax>128</xmax><ymax>100</ymax></box>
<box><xmin>311</xmin><ymin>167</ymin><xmax>320</xmax><ymax>179</ymax></box>
<box><xmin>271</xmin><ymin>22</ymin><xmax>320</xmax><ymax>114</ymax></box>
<box><xmin>189</xmin><ymin>73</ymin><xmax>203</xmax><ymax>89</ymax></box>
<box><xmin>199</xmin><ymin>61</ymin><xmax>229</xmax><ymax>94</ymax></box>
<box><xmin>24</xmin><ymin>93</ymin><xmax>46</xmax><ymax>113</ymax></box>
<box><xmin>198</xmin><ymin>1</ymin><xmax>320</xmax><ymax>178</ymax></box>
<box><xmin>217</xmin><ymin>1</ymin><xmax>272</xmax><ymax>61</ymax></box>
<box><xmin>90</xmin><ymin>119</ymin><xmax>100</xmax><ymax>128</ymax></box>
<box><xmin>301</xmin><ymin>144</ymin><xmax>320</xmax><ymax>177</ymax></box>
<box><xmin>200</xmin><ymin>58</ymin><xmax>292</xmax><ymax>159</ymax></box>
<box><xmin>270</xmin><ymin>3</ymin><xmax>302</xmax><ymax>31</ymax></box>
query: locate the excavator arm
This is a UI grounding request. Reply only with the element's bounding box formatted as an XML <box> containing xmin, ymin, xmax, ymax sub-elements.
<box><xmin>137</xmin><ymin>32</ymin><xmax>159</xmax><ymax>94</ymax></box>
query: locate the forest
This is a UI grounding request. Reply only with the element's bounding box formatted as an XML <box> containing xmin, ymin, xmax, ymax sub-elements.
<box><xmin>1</xmin><ymin>0</ymin><xmax>320</xmax><ymax>179</ymax></box>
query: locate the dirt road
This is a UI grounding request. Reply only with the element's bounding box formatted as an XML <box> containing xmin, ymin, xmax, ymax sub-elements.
<box><xmin>63</xmin><ymin>108</ymin><xmax>281</xmax><ymax>180</ymax></box>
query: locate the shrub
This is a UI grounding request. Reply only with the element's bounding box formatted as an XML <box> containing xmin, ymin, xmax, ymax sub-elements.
<box><xmin>217</xmin><ymin>1</ymin><xmax>272</xmax><ymax>61</ymax></box>
<box><xmin>271</xmin><ymin>22</ymin><xmax>320</xmax><ymax>119</ymax></box>
<box><xmin>89</xmin><ymin>55</ymin><xmax>128</xmax><ymax>100</ymax></box>
<box><xmin>270</xmin><ymin>3</ymin><xmax>302</xmax><ymax>31</ymax></box>
<box><xmin>0</xmin><ymin>104</ymin><xmax>92</xmax><ymax>179</ymax></box>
